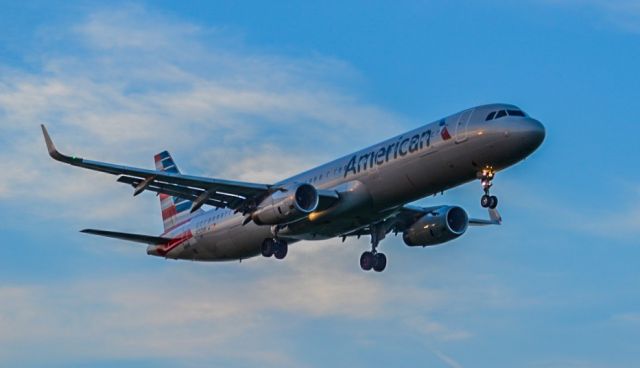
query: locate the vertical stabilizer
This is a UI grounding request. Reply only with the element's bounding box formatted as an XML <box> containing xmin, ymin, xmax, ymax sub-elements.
<box><xmin>154</xmin><ymin>151</ymin><xmax>193</xmax><ymax>232</ymax></box>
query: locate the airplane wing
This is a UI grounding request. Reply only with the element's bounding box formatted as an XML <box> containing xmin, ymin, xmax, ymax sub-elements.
<box><xmin>339</xmin><ymin>205</ymin><xmax>501</xmax><ymax>239</ymax></box>
<box><xmin>81</xmin><ymin>229</ymin><xmax>172</xmax><ymax>244</ymax></box>
<box><xmin>41</xmin><ymin>125</ymin><xmax>272</xmax><ymax>212</ymax></box>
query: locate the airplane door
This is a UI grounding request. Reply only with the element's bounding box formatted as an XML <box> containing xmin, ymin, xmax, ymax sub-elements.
<box><xmin>455</xmin><ymin>109</ymin><xmax>474</xmax><ymax>143</ymax></box>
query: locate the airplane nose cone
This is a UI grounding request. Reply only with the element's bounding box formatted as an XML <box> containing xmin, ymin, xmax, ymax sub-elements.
<box><xmin>514</xmin><ymin>118</ymin><xmax>545</xmax><ymax>153</ymax></box>
<box><xmin>526</xmin><ymin>118</ymin><xmax>545</xmax><ymax>149</ymax></box>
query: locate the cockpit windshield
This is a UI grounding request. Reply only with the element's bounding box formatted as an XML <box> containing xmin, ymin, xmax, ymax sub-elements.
<box><xmin>485</xmin><ymin>108</ymin><xmax>527</xmax><ymax>121</ymax></box>
<box><xmin>507</xmin><ymin>109</ymin><xmax>525</xmax><ymax>117</ymax></box>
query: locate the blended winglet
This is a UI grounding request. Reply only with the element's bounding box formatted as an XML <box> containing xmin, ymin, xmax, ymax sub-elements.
<box><xmin>489</xmin><ymin>208</ymin><xmax>502</xmax><ymax>225</ymax></box>
<box><xmin>469</xmin><ymin>208</ymin><xmax>502</xmax><ymax>226</ymax></box>
<box><xmin>40</xmin><ymin>124</ymin><xmax>75</xmax><ymax>162</ymax></box>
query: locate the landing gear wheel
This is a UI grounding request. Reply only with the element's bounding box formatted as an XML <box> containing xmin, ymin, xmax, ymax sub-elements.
<box><xmin>360</xmin><ymin>222</ymin><xmax>389</xmax><ymax>272</ymax></box>
<box><xmin>481</xmin><ymin>194</ymin><xmax>491</xmax><ymax>208</ymax></box>
<box><xmin>274</xmin><ymin>240</ymin><xmax>288</xmax><ymax>260</ymax></box>
<box><xmin>489</xmin><ymin>196</ymin><xmax>498</xmax><ymax>209</ymax></box>
<box><xmin>360</xmin><ymin>251</ymin><xmax>375</xmax><ymax>271</ymax></box>
<box><xmin>261</xmin><ymin>238</ymin><xmax>274</xmax><ymax>257</ymax></box>
<box><xmin>479</xmin><ymin>167</ymin><xmax>499</xmax><ymax>209</ymax></box>
<box><xmin>373</xmin><ymin>253</ymin><xmax>387</xmax><ymax>272</ymax></box>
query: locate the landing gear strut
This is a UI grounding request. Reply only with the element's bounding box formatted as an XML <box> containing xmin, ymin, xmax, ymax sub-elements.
<box><xmin>479</xmin><ymin>167</ymin><xmax>499</xmax><ymax>209</ymax></box>
<box><xmin>360</xmin><ymin>223</ymin><xmax>388</xmax><ymax>272</ymax></box>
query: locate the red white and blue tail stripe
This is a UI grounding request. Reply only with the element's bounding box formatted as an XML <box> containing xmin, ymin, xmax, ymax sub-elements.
<box><xmin>154</xmin><ymin>151</ymin><xmax>193</xmax><ymax>232</ymax></box>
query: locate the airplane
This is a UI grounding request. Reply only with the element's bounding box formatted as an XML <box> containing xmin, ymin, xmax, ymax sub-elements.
<box><xmin>41</xmin><ymin>103</ymin><xmax>545</xmax><ymax>272</ymax></box>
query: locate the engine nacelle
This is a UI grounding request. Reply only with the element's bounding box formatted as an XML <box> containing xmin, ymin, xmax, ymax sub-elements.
<box><xmin>307</xmin><ymin>180</ymin><xmax>372</xmax><ymax>222</ymax></box>
<box><xmin>403</xmin><ymin>206</ymin><xmax>469</xmax><ymax>247</ymax></box>
<box><xmin>252</xmin><ymin>183</ymin><xmax>319</xmax><ymax>225</ymax></box>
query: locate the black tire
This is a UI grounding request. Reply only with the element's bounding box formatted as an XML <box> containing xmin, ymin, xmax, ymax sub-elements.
<box><xmin>360</xmin><ymin>251</ymin><xmax>374</xmax><ymax>271</ymax></box>
<box><xmin>481</xmin><ymin>195</ymin><xmax>491</xmax><ymax>208</ymax></box>
<box><xmin>261</xmin><ymin>238</ymin><xmax>274</xmax><ymax>257</ymax></box>
<box><xmin>489</xmin><ymin>196</ymin><xmax>498</xmax><ymax>209</ymax></box>
<box><xmin>373</xmin><ymin>253</ymin><xmax>387</xmax><ymax>272</ymax></box>
<box><xmin>274</xmin><ymin>240</ymin><xmax>288</xmax><ymax>260</ymax></box>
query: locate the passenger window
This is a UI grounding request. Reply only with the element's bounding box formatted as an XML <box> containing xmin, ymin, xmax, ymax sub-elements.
<box><xmin>507</xmin><ymin>110</ymin><xmax>525</xmax><ymax>117</ymax></box>
<box><xmin>496</xmin><ymin>110</ymin><xmax>507</xmax><ymax>119</ymax></box>
<box><xmin>486</xmin><ymin>112</ymin><xmax>496</xmax><ymax>121</ymax></box>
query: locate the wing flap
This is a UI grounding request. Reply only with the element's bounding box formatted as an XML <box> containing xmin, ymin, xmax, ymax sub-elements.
<box><xmin>116</xmin><ymin>176</ymin><xmax>241</xmax><ymax>208</ymax></box>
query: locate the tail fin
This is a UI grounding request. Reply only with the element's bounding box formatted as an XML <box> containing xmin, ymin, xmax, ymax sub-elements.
<box><xmin>154</xmin><ymin>151</ymin><xmax>194</xmax><ymax>232</ymax></box>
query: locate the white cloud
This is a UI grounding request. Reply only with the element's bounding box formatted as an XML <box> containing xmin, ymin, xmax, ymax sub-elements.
<box><xmin>0</xmin><ymin>6</ymin><xmax>407</xmax><ymax>228</ymax></box>
<box><xmin>527</xmin><ymin>359</ymin><xmax>612</xmax><ymax>368</ymax></box>
<box><xmin>543</xmin><ymin>0</ymin><xmax>640</xmax><ymax>33</ymax></box>
<box><xmin>0</xmin><ymin>244</ymin><xmax>468</xmax><ymax>365</ymax></box>
<box><xmin>409</xmin><ymin>317</ymin><xmax>473</xmax><ymax>341</ymax></box>
<box><xmin>496</xmin><ymin>179</ymin><xmax>640</xmax><ymax>240</ymax></box>
<box><xmin>0</xmin><ymin>233</ymin><xmax>527</xmax><ymax>366</ymax></box>
<box><xmin>429</xmin><ymin>347</ymin><xmax>465</xmax><ymax>368</ymax></box>
<box><xmin>611</xmin><ymin>312</ymin><xmax>640</xmax><ymax>324</ymax></box>
<box><xmin>75</xmin><ymin>5</ymin><xmax>202</xmax><ymax>51</ymax></box>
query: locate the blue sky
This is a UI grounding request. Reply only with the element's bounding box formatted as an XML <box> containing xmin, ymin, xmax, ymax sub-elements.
<box><xmin>1</xmin><ymin>1</ymin><xmax>639</xmax><ymax>367</ymax></box>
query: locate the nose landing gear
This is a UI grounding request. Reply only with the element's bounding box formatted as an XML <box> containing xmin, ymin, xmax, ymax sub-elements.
<box><xmin>479</xmin><ymin>167</ymin><xmax>499</xmax><ymax>209</ymax></box>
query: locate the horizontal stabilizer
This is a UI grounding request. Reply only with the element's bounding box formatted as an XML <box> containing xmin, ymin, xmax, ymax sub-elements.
<box><xmin>81</xmin><ymin>229</ymin><xmax>172</xmax><ymax>244</ymax></box>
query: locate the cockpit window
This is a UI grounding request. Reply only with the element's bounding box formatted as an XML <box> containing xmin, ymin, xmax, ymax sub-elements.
<box><xmin>486</xmin><ymin>108</ymin><xmax>526</xmax><ymax>121</ymax></box>
<box><xmin>486</xmin><ymin>111</ymin><xmax>496</xmax><ymax>121</ymax></box>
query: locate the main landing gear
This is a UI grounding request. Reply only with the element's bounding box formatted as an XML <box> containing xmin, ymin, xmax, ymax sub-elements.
<box><xmin>261</xmin><ymin>238</ymin><xmax>288</xmax><ymax>260</ymax></box>
<box><xmin>360</xmin><ymin>223</ymin><xmax>387</xmax><ymax>272</ymax></box>
<box><xmin>262</xmin><ymin>225</ymin><xmax>288</xmax><ymax>260</ymax></box>
<box><xmin>479</xmin><ymin>167</ymin><xmax>499</xmax><ymax>209</ymax></box>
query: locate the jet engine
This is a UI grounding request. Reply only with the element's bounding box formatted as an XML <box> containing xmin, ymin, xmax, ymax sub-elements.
<box><xmin>403</xmin><ymin>206</ymin><xmax>469</xmax><ymax>246</ymax></box>
<box><xmin>252</xmin><ymin>183</ymin><xmax>319</xmax><ymax>225</ymax></box>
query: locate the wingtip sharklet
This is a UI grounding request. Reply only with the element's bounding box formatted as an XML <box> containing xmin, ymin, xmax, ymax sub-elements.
<box><xmin>40</xmin><ymin>124</ymin><xmax>55</xmax><ymax>154</ymax></box>
<box><xmin>469</xmin><ymin>208</ymin><xmax>502</xmax><ymax>226</ymax></box>
<box><xmin>40</xmin><ymin>124</ymin><xmax>73</xmax><ymax>162</ymax></box>
<box><xmin>489</xmin><ymin>208</ymin><xmax>502</xmax><ymax>225</ymax></box>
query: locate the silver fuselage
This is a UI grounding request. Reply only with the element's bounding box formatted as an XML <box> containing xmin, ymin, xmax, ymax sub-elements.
<box><xmin>151</xmin><ymin>103</ymin><xmax>545</xmax><ymax>261</ymax></box>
